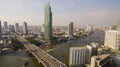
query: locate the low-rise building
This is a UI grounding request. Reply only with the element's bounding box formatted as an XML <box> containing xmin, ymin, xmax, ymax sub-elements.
<box><xmin>91</xmin><ymin>54</ymin><xmax>111</xmax><ymax>67</ymax></box>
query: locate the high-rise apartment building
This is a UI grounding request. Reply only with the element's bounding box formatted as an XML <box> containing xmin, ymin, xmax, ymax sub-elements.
<box><xmin>69</xmin><ymin>48</ymin><xmax>90</xmax><ymax>66</ymax></box>
<box><xmin>69</xmin><ymin>43</ymin><xmax>99</xmax><ymax>67</ymax></box>
<box><xmin>23</xmin><ymin>22</ymin><xmax>28</xmax><ymax>35</ymax></box>
<box><xmin>68</xmin><ymin>22</ymin><xmax>73</xmax><ymax>38</ymax></box>
<box><xmin>4</xmin><ymin>21</ymin><xmax>8</xmax><ymax>32</ymax></box>
<box><xmin>15</xmin><ymin>23</ymin><xmax>19</xmax><ymax>33</ymax></box>
<box><xmin>69</xmin><ymin>46</ymin><xmax>91</xmax><ymax>67</ymax></box>
<box><xmin>9</xmin><ymin>25</ymin><xmax>15</xmax><ymax>32</ymax></box>
<box><xmin>44</xmin><ymin>2</ymin><xmax>52</xmax><ymax>41</ymax></box>
<box><xmin>104</xmin><ymin>30</ymin><xmax>120</xmax><ymax>50</ymax></box>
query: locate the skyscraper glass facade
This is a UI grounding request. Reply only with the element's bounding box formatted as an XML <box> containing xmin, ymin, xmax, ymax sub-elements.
<box><xmin>44</xmin><ymin>2</ymin><xmax>52</xmax><ymax>41</ymax></box>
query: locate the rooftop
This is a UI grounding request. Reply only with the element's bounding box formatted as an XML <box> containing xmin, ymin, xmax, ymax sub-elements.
<box><xmin>92</xmin><ymin>54</ymin><xmax>110</xmax><ymax>62</ymax></box>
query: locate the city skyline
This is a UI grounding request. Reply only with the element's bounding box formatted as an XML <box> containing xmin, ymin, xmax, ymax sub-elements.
<box><xmin>0</xmin><ymin>0</ymin><xmax>120</xmax><ymax>26</ymax></box>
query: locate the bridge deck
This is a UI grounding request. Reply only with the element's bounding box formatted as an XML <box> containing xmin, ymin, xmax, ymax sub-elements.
<box><xmin>16</xmin><ymin>35</ymin><xmax>67</xmax><ymax>67</ymax></box>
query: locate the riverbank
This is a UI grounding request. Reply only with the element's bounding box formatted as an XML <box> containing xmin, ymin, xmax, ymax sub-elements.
<box><xmin>0</xmin><ymin>51</ymin><xmax>44</xmax><ymax>67</ymax></box>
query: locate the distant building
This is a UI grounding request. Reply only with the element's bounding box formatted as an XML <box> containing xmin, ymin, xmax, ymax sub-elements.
<box><xmin>116</xmin><ymin>20</ymin><xmax>120</xmax><ymax>31</ymax></box>
<box><xmin>0</xmin><ymin>21</ymin><xmax>2</xmax><ymax>40</ymax></box>
<box><xmin>4</xmin><ymin>21</ymin><xmax>9</xmax><ymax>33</ymax></box>
<box><xmin>85</xmin><ymin>25</ymin><xmax>92</xmax><ymax>32</ymax></box>
<box><xmin>104</xmin><ymin>30</ymin><xmax>120</xmax><ymax>50</ymax></box>
<box><xmin>9</xmin><ymin>25</ymin><xmax>15</xmax><ymax>32</ymax></box>
<box><xmin>68</xmin><ymin>22</ymin><xmax>73</xmax><ymax>38</ymax></box>
<box><xmin>69</xmin><ymin>43</ymin><xmax>99</xmax><ymax>67</ymax></box>
<box><xmin>14</xmin><ymin>23</ymin><xmax>19</xmax><ymax>33</ymax></box>
<box><xmin>44</xmin><ymin>2</ymin><xmax>52</xmax><ymax>41</ymax></box>
<box><xmin>91</xmin><ymin>54</ymin><xmax>111</xmax><ymax>67</ymax></box>
<box><xmin>23</xmin><ymin>22</ymin><xmax>28</xmax><ymax>35</ymax></box>
<box><xmin>41</xmin><ymin>24</ymin><xmax>45</xmax><ymax>32</ymax></box>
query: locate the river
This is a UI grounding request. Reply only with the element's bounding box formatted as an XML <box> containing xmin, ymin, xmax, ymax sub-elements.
<box><xmin>0</xmin><ymin>30</ymin><xmax>105</xmax><ymax>67</ymax></box>
<box><xmin>0</xmin><ymin>51</ymin><xmax>44</xmax><ymax>67</ymax></box>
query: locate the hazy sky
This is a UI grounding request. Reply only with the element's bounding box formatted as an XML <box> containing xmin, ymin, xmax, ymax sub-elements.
<box><xmin>0</xmin><ymin>0</ymin><xmax>120</xmax><ymax>26</ymax></box>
